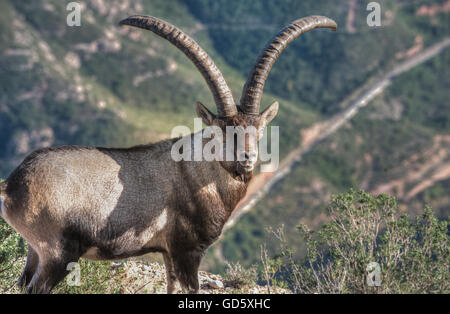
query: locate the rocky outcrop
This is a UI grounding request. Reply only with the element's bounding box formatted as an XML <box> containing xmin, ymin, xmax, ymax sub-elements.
<box><xmin>117</xmin><ymin>261</ymin><xmax>290</xmax><ymax>294</ymax></box>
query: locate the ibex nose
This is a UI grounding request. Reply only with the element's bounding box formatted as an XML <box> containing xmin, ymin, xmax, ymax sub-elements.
<box><xmin>244</xmin><ymin>152</ymin><xmax>258</xmax><ymax>163</ymax></box>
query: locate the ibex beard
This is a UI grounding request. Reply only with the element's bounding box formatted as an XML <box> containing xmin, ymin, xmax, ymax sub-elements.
<box><xmin>0</xmin><ymin>15</ymin><xmax>337</xmax><ymax>293</ymax></box>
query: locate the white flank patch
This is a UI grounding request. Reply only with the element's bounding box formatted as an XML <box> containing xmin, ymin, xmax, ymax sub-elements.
<box><xmin>126</xmin><ymin>208</ymin><xmax>169</xmax><ymax>251</ymax></box>
<box><xmin>83</xmin><ymin>209</ymin><xmax>169</xmax><ymax>260</ymax></box>
<box><xmin>155</xmin><ymin>209</ymin><xmax>168</xmax><ymax>231</ymax></box>
<box><xmin>141</xmin><ymin>208</ymin><xmax>168</xmax><ymax>240</ymax></box>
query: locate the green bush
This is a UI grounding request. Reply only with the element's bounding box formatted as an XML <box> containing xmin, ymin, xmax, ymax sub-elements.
<box><xmin>263</xmin><ymin>190</ymin><xmax>449</xmax><ymax>293</ymax></box>
<box><xmin>0</xmin><ymin>187</ymin><xmax>27</xmax><ymax>293</ymax></box>
<box><xmin>52</xmin><ymin>259</ymin><xmax>124</xmax><ymax>294</ymax></box>
<box><xmin>223</xmin><ymin>261</ymin><xmax>258</xmax><ymax>289</ymax></box>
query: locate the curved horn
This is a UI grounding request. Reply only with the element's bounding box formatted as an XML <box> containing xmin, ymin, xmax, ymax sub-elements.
<box><xmin>120</xmin><ymin>15</ymin><xmax>237</xmax><ymax>117</ymax></box>
<box><xmin>240</xmin><ymin>16</ymin><xmax>337</xmax><ymax>115</ymax></box>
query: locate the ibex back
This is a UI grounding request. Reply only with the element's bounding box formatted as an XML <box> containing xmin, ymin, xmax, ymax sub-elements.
<box><xmin>0</xmin><ymin>15</ymin><xmax>337</xmax><ymax>293</ymax></box>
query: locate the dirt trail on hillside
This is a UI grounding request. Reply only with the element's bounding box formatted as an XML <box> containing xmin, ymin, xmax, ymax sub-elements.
<box><xmin>416</xmin><ymin>1</ymin><xmax>450</xmax><ymax>17</ymax></box>
<box><xmin>346</xmin><ymin>0</ymin><xmax>357</xmax><ymax>33</ymax></box>
<box><xmin>371</xmin><ymin>135</ymin><xmax>450</xmax><ymax>201</ymax></box>
<box><xmin>223</xmin><ymin>37</ymin><xmax>450</xmax><ymax>232</ymax></box>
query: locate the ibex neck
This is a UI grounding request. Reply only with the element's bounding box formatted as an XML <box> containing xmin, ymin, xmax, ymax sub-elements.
<box><xmin>219</xmin><ymin>160</ymin><xmax>253</xmax><ymax>183</ymax></box>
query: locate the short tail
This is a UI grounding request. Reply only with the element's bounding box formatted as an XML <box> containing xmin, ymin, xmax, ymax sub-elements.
<box><xmin>0</xmin><ymin>181</ymin><xmax>6</xmax><ymax>217</ymax></box>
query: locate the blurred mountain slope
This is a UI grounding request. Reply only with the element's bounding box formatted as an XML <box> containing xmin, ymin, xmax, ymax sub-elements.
<box><xmin>185</xmin><ymin>4</ymin><xmax>450</xmax><ymax>270</ymax></box>
<box><xmin>217</xmin><ymin>48</ymin><xmax>450</xmax><ymax>269</ymax></box>
<box><xmin>0</xmin><ymin>0</ymin><xmax>314</xmax><ymax>175</ymax></box>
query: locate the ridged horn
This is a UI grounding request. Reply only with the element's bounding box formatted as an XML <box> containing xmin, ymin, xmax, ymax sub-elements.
<box><xmin>120</xmin><ymin>15</ymin><xmax>237</xmax><ymax>117</ymax></box>
<box><xmin>240</xmin><ymin>16</ymin><xmax>337</xmax><ymax>115</ymax></box>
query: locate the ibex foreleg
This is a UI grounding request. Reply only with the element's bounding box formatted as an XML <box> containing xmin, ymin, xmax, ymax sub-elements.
<box><xmin>171</xmin><ymin>249</ymin><xmax>204</xmax><ymax>294</ymax></box>
<box><xmin>163</xmin><ymin>252</ymin><xmax>182</xmax><ymax>294</ymax></box>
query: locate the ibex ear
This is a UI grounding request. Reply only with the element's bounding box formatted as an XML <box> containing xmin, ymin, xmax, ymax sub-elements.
<box><xmin>195</xmin><ymin>102</ymin><xmax>216</xmax><ymax>126</ymax></box>
<box><xmin>260</xmin><ymin>101</ymin><xmax>279</xmax><ymax>126</ymax></box>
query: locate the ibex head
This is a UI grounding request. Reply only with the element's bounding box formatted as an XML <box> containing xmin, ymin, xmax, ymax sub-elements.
<box><xmin>195</xmin><ymin>102</ymin><xmax>278</xmax><ymax>173</ymax></box>
<box><xmin>120</xmin><ymin>15</ymin><xmax>337</xmax><ymax>174</ymax></box>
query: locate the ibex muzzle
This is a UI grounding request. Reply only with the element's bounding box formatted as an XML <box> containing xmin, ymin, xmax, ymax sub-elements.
<box><xmin>0</xmin><ymin>15</ymin><xmax>337</xmax><ymax>294</ymax></box>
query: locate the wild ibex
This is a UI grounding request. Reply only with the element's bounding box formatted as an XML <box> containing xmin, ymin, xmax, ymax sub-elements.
<box><xmin>0</xmin><ymin>15</ymin><xmax>336</xmax><ymax>293</ymax></box>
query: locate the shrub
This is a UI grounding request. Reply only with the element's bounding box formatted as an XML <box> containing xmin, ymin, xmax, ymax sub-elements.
<box><xmin>262</xmin><ymin>190</ymin><xmax>449</xmax><ymax>294</ymax></box>
<box><xmin>52</xmin><ymin>259</ymin><xmax>124</xmax><ymax>294</ymax></box>
<box><xmin>1</xmin><ymin>178</ymin><xmax>25</xmax><ymax>293</ymax></box>
<box><xmin>223</xmin><ymin>261</ymin><xmax>257</xmax><ymax>289</ymax></box>
<box><xmin>0</xmin><ymin>217</ymin><xmax>26</xmax><ymax>293</ymax></box>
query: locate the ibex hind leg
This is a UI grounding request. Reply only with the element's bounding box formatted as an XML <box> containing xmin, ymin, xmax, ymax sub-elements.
<box><xmin>18</xmin><ymin>246</ymin><xmax>39</xmax><ymax>289</ymax></box>
<box><xmin>172</xmin><ymin>250</ymin><xmax>204</xmax><ymax>294</ymax></box>
<box><xmin>25</xmin><ymin>249</ymin><xmax>80</xmax><ymax>294</ymax></box>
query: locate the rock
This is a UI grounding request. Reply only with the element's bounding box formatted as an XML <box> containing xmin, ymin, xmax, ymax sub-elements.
<box><xmin>110</xmin><ymin>261</ymin><xmax>122</xmax><ymax>269</ymax></box>
<box><xmin>110</xmin><ymin>260</ymin><xmax>291</xmax><ymax>294</ymax></box>
<box><xmin>64</xmin><ymin>52</ymin><xmax>81</xmax><ymax>69</ymax></box>
<box><xmin>207</xmin><ymin>279</ymin><xmax>224</xmax><ymax>289</ymax></box>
